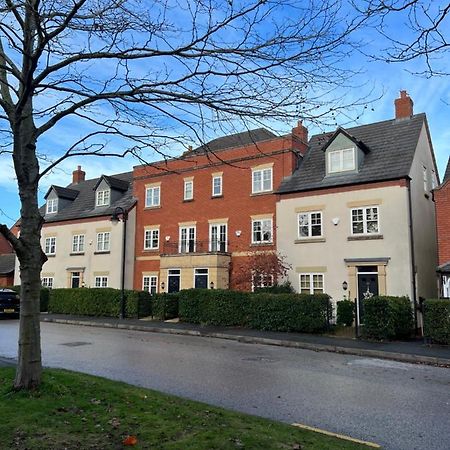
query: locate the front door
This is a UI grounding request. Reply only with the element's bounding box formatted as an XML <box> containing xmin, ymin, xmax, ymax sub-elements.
<box><xmin>71</xmin><ymin>272</ymin><xmax>80</xmax><ymax>288</ymax></box>
<box><xmin>357</xmin><ymin>266</ymin><xmax>379</xmax><ymax>323</ymax></box>
<box><xmin>168</xmin><ymin>269</ymin><xmax>180</xmax><ymax>293</ymax></box>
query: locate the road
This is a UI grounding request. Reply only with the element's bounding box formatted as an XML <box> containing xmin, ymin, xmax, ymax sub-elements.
<box><xmin>1</xmin><ymin>319</ymin><xmax>449</xmax><ymax>450</ymax></box>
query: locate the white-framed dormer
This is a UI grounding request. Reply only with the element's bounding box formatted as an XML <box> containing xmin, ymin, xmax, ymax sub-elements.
<box><xmin>323</xmin><ymin>127</ymin><xmax>370</xmax><ymax>177</ymax></box>
<box><xmin>96</xmin><ymin>189</ymin><xmax>110</xmax><ymax>207</ymax></box>
<box><xmin>46</xmin><ymin>198</ymin><xmax>58</xmax><ymax>214</ymax></box>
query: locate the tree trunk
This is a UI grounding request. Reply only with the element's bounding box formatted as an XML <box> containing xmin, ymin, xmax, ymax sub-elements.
<box><xmin>12</xmin><ymin>118</ymin><xmax>45</xmax><ymax>390</ymax></box>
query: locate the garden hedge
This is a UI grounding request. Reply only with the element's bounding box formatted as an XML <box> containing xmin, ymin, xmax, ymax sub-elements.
<box><xmin>151</xmin><ymin>293</ymin><xmax>179</xmax><ymax>320</ymax></box>
<box><xmin>423</xmin><ymin>299</ymin><xmax>450</xmax><ymax>344</ymax></box>
<box><xmin>179</xmin><ymin>289</ymin><xmax>331</xmax><ymax>333</ymax></box>
<box><xmin>362</xmin><ymin>296</ymin><xmax>413</xmax><ymax>340</ymax></box>
<box><xmin>336</xmin><ymin>300</ymin><xmax>354</xmax><ymax>326</ymax></box>
<box><xmin>48</xmin><ymin>288</ymin><xmax>151</xmax><ymax>318</ymax></box>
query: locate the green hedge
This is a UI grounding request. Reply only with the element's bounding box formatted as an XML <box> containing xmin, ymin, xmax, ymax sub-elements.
<box><xmin>151</xmin><ymin>293</ymin><xmax>179</xmax><ymax>320</ymax></box>
<box><xmin>179</xmin><ymin>289</ymin><xmax>331</xmax><ymax>333</ymax></box>
<box><xmin>254</xmin><ymin>281</ymin><xmax>294</xmax><ymax>294</ymax></box>
<box><xmin>362</xmin><ymin>296</ymin><xmax>413</xmax><ymax>340</ymax></box>
<box><xmin>8</xmin><ymin>285</ymin><xmax>50</xmax><ymax>313</ymax></box>
<box><xmin>336</xmin><ymin>300</ymin><xmax>354</xmax><ymax>326</ymax></box>
<box><xmin>48</xmin><ymin>288</ymin><xmax>151</xmax><ymax>318</ymax></box>
<box><xmin>423</xmin><ymin>299</ymin><xmax>450</xmax><ymax>344</ymax></box>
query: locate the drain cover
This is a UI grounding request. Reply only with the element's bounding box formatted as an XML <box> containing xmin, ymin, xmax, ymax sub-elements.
<box><xmin>60</xmin><ymin>341</ymin><xmax>92</xmax><ymax>347</ymax></box>
<box><xmin>242</xmin><ymin>356</ymin><xmax>277</xmax><ymax>363</ymax></box>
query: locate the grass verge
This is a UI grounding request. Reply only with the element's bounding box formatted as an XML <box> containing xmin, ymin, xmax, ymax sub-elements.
<box><xmin>0</xmin><ymin>368</ymin><xmax>374</xmax><ymax>449</ymax></box>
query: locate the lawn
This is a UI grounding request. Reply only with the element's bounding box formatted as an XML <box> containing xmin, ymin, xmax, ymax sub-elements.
<box><xmin>0</xmin><ymin>368</ymin><xmax>375</xmax><ymax>449</ymax></box>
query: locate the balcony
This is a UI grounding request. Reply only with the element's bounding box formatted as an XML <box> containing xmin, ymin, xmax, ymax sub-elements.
<box><xmin>162</xmin><ymin>240</ymin><xmax>229</xmax><ymax>255</ymax></box>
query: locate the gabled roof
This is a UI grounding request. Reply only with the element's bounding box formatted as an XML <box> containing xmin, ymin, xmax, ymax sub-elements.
<box><xmin>192</xmin><ymin>128</ymin><xmax>277</xmax><ymax>154</ymax></box>
<box><xmin>321</xmin><ymin>127</ymin><xmax>370</xmax><ymax>154</ymax></box>
<box><xmin>444</xmin><ymin>157</ymin><xmax>450</xmax><ymax>184</ymax></box>
<box><xmin>278</xmin><ymin>113</ymin><xmax>426</xmax><ymax>194</ymax></box>
<box><xmin>93</xmin><ymin>175</ymin><xmax>130</xmax><ymax>192</ymax></box>
<box><xmin>42</xmin><ymin>171</ymin><xmax>135</xmax><ymax>223</ymax></box>
<box><xmin>44</xmin><ymin>185</ymin><xmax>79</xmax><ymax>200</ymax></box>
<box><xmin>0</xmin><ymin>254</ymin><xmax>15</xmax><ymax>275</ymax></box>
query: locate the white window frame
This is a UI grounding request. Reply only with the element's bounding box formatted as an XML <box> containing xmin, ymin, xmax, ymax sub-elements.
<box><xmin>46</xmin><ymin>198</ymin><xmax>58</xmax><ymax>214</ymax></box>
<box><xmin>94</xmin><ymin>276</ymin><xmax>108</xmax><ymax>288</ymax></box>
<box><xmin>96</xmin><ymin>189</ymin><xmax>110</xmax><ymax>207</ymax></box>
<box><xmin>299</xmin><ymin>273</ymin><xmax>325</xmax><ymax>294</ymax></box>
<box><xmin>328</xmin><ymin>148</ymin><xmax>356</xmax><ymax>173</ymax></box>
<box><xmin>96</xmin><ymin>232</ymin><xmax>111</xmax><ymax>252</ymax></box>
<box><xmin>252</xmin><ymin>167</ymin><xmax>273</xmax><ymax>194</ymax></box>
<box><xmin>143</xmin><ymin>275</ymin><xmax>158</xmax><ymax>294</ymax></box>
<box><xmin>212</xmin><ymin>175</ymin><xmax>222</xmax><ymax>197</ymax></box>
<box><xmin>179</xmin><ymin>226</ymin><xmax>196</xmax><ymax>253</ymax></box>
<box><xmin>351</xmin><ymin>206</ymin><xmax>380</xmax><ymax>235</ymax></box>
<box><xmin>44</xmin><ymin>237</ymin><xmax>56</xmax><ymax>255</ymax></box>
<box><xmin>423</xmin><ymin>166</ymin><xmax>428</xmax><ymax>192</ymax></box>
<box><xmin>144</xmin><ymin>228</ymin><xmax>159</xmax><ymax>250</ymax></box>
<box><xmin>41</xmin><ymin>277</ymin><xmax>54</xmax><ymax>289</ymax></box>
<box><xmin>251</xmin><ymin>273</ymin><xmax>274</xmax><ymax>292</ymax></box>
<box><xmin>72</xmin><ymin>234</ymin><xmax>85</xmax><ymax>253</ymax></box>
<box><xmin>193</xmin><ymin>268</ymin><xmax>209</xmax><ymax>289</ymax></box>
<box><xmin>252</xmin><ymin>218</ymin><xmax>273</xmax><ymax>244</ymax></box>
<box><xmin>209</xmin><ymin>223</ymin><xmax>227</xmax><ymax>252</ymax></box>
<box><xmin>298</xmin><ymin>211</ymin><xmax>323</xmax><ymax>238</ymax></box>
<box><xmin>184</xmin><ymin>180</ymin><xmax>194</xmax><ymax>201</ymax></box>
<box><xmin>145</xmin><ymin>186</ymin><xmax>160</xmax><ymax>207</ymax></box>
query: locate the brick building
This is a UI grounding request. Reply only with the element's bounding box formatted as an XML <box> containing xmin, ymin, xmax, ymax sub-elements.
<box><xmin>133</xmin><ymin>124</ymin><xmax>308</xmax><ymax>293</ymax></box>
<box><xmin>435</xmin><ymin>157</ymin><xmax>450</xmax><ymax>298</ymax></box>
<box><xmin>0</xmin><ymin>234</ymin><xmax>14</xmax><ymax>287</ymax></box>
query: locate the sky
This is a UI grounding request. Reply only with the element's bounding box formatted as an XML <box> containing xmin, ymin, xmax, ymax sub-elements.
<box><xmin>0</xmin><ymin>1</ymin><xmax>449</xmax><ymax>228</ymax></box>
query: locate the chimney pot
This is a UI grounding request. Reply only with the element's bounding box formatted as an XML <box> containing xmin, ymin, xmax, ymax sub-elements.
<box><xmin>292</xmin><ymin>120</ymin><xmax>308</xmax><ymax>144</ymax></box>
<box><xmin>72</xmin><ymin>166</ymin><xmax>86</xmax><ymax>184</ymax></box>
<box><xmin>395</xmin><ymin>90</ymin><xmax>414</xmax><ymax>119</ymax></box>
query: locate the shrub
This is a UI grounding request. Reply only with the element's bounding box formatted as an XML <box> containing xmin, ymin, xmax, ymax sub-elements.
<box><xmin>248</xmin><ymin>293</ymin><xmax>331</xmax><ymax>333</ymax></box>
<box><xmin>336</xmin><ymin>300</ymin><xmax>355</xmax><ymax>326</ymax></box>
<box><xmin>179</xmin><ymin>289</ymin><xmax>248</xmax><ymax>326</ymax></box>
<box><xmin>48</xmin><ymin>288</ymin><xmax>150</xmax><ymax>318</ymax></box>
<box><xmin>423</xmin><ymin>299</ymin><xmax>450</xmax><ymax>344</ymax></box>
<box><xmin>179</xmin><ymin>289</ymin><xmax>331</xmax><ymax>333</ymax></box>
<box><xmin>151</xmin><ymin>293</ymin><xmax>179</xmax><ymax>320</ymax></box>
<box><xmin>362</xmin><ymin>296</ymin><xmax>413</xmax><ymax>340</ymax></box>
<box><xmin>254</xmin><ymin>281</ymin><xmax>295</xmax><ymax>294</ymax></box>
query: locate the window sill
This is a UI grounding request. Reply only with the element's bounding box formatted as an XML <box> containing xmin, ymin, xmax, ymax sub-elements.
<box><xmin>143</xmin><ymin>248</ymin><xmax>159</xmax><ymax>252</ymax></box>
<box><xmin>347</xmin><ymin>234</ymin><xmax>383</xmax><ymax>241</ymax></box>
<box><xmin>94</xmin><ymin>251</ymin><xmax>111</xmax><ymax>255</ymax></box>
<box><xmin>45</xmin><ymin>254</ymin><xmax>56</xmax><ymax>258</ymax></box>
<box><xmin>70</xmin><ymin>252</ymin><xmax>85</xmax><ymax>256</ymax></box>
<box><xmin>250</xmin><ymin>242</ymin><xmax>274</xmax><ymax>247</ymax></box>
<box><xmin>211</xmin><ymin>195</ymin><xmax>223</xmax><ymax>199</ymax></box>
<box><xmin>183</xmin><ymin>199</ymin><xmax>194</xmax><ymax>203</ymax></box>
<box><xmin>144</xmin><ymin>205</ymin><xmax>161</xmax><ymax>210</ymax></box>
<box><xmin>250</xmin><ymin>191</ymin><xmax>273</xmax><ymax>197</ymax></box>
<box><xmin>295</xmin><ymin>237</ymin><xmax>326</xmax><ymax>244</ymax></box>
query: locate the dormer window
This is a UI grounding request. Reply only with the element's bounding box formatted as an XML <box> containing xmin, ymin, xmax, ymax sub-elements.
<box><xmin>328</xmin><ymin>148</ymin><xmax>355</xmax><ymax>173</ymax></box>
<box><xmin>96</xmin><ymin>189</ymin><xmax>110</xmax><ymax>207</ymax></box>
<box><xmin>46</xmin><ymin>198</ymin><xmax>58</xmax><ymax>214</ymax></box>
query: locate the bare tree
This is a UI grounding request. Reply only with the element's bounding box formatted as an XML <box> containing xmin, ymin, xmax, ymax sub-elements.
<box><xmin>358</xmin><ymin>1</ymin><xmax>450</xmax><ymax>76</ymax></box>
<box><xmin>0</xmin><ymin>0</ymin><xmax>370</xmax><ymax>389</ymax></box>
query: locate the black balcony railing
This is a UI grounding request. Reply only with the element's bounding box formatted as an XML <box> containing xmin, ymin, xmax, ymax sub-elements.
<box><xmin>162</xmin><ymin>240</ymin><xmax>229</xmax><ymax>255</ymax></box>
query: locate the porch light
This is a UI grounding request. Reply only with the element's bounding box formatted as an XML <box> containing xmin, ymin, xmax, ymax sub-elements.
<box><xmin>210</xmin><ymin>281</ymin><xmax>214</xmax><ymax>289</ymax></box>
<box><xmin>161</xmin><ymin>281</ymin><xmax>165</xmax><ymax>291</ymax></box>
<box><xmin>342</xmin><ymin>281</ymin><xmax>348</xmax><ymax>291</ymax></box>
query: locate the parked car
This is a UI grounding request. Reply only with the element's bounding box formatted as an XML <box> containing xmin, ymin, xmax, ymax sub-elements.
<box><xmin>0</xmin><ymin>289</ymin><xmax>20</xmax><ymax>317</ymax></box>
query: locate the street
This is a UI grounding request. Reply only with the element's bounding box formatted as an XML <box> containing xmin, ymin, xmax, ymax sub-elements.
<box><xmin>1</xmin><ymin>320</ymin><xmax>449</xmax><ymax>450</ymax></box>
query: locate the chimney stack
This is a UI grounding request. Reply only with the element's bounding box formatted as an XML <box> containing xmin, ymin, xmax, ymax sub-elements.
<box><xmin>292</xmin><ymin>120</ymin><xmax>308</xmax><ymax>144</ymax></box>
<box><xmin>395</xmin><ymin>90</ymin><xmax>414</xmax><ymax>119</ymax></box>
<box><xmin>72</xmin><ymin>165</ymin><xmax>85</xmax><ymax>184</ymax></box>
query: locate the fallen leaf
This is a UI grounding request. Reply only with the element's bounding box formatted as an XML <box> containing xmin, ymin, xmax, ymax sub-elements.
<box><xmin>123</xmin><ymin>435</ymin><xmax>138</xmax><ymax>446</ymax></box>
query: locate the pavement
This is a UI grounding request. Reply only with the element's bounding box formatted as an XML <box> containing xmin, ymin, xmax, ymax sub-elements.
<box><xmin>40</xmin><ymin>313</ymin><xmax>450</xmax><ymax>367</ymax></box>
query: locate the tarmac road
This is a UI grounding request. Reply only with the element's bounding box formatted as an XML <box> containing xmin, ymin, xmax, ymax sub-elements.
<box><xmin>1</xmin><ymin>319</ymin><xmax>449</xmax><ymax>450</ymax></box>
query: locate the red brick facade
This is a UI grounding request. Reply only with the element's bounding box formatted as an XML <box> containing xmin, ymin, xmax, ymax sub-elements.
<box><xmin>133</xmin><ymin>129</ymin><xmax>307</xmax><ymax>292</ymax></box>
<box><xmin>0</xmin><ymin>235</ymin><xmax>12</xmax><ymax>254</ymax></box>
<box><xmin>435</xmin><ymin>179</ymin><xmax>450</xmax><ymax>266</ymax></box>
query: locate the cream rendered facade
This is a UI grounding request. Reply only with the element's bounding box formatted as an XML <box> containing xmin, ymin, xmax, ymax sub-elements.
<box><xmin>276</xmin><ymin>123</ymin><xmax>438</xmax><ymax>306</ymax></box>
<box><xmin>277</xmin><ymin>183</ymin><xmax>413</xmax><ymax>302</ymax></box>
<box><xmin>14</xmin><ymin>208</ymin><xmax>136</xmax><ymax>289</ymax></box>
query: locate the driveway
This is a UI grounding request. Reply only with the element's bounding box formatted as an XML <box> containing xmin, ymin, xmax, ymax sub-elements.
<box><xmin>1</xmin><ymin>320</ymin><xmax>449</xmax><ymax>450</ymax></box>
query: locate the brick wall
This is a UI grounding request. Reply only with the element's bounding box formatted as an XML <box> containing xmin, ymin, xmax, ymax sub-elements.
<box><xmin>0</xmin><ymin>235</ymin><xmax>13</xmax><ymax>254</ymax></box>
<box><xmin>435</xmin><ymin>181</ymin><xmax>450</xmax><ymax>266</ymax></box>
<box><xmin>133</xmin><ymin>133</ymin><xmax>306</xmax><ymax>290</ymax></box>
